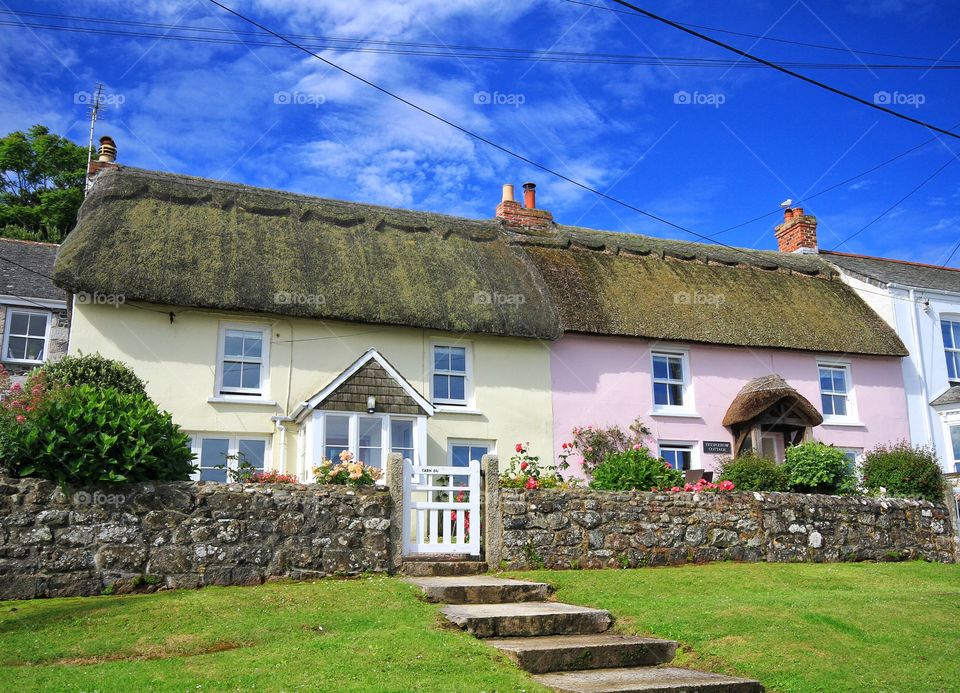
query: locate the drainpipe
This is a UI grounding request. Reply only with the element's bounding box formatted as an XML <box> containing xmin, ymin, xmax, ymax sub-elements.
<box><xmin>271</xmin><ymin>415</ymin><xmax>293</xmax><ymax>472</ymax></box>
<box><xmin>904</xmin><ymin>287</ymin><xmax>935</xmax><ymax>446</ymax></box>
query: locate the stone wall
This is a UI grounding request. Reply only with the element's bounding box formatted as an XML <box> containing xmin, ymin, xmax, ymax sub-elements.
<box><xmin>500</xmin><ymin>489</ymin><xmax>957</xmax><ymax>569</ymax></box>
<box><xmin>0</xmin><ymin>475</ymin><xmax>391</xmax><ymax>600</ymax></box>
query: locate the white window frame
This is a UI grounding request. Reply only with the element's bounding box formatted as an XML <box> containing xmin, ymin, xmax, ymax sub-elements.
<box><xmin>942</xmin><ymin>317</ymin><xmax>960</xmax><ymax>386</ymax></box>
<box><xmin>308</xmin><ymin>410</ymin><xmax>427</xmax><ymax>484</ymax></box>
<box><xmin>941</xmin><ymin>410</ymin><xmax>960</xmax><ymax>474</ymax></box>
<box><xmin>2</xmin><ymin>307</ymin><xmax>51</xmax><ymax>365</ymax></box>
<box><xmin>447</xmin><ymin>439</ymin><xmax>495</xmax><ymax>467</ymax></box>
<box><xmin>657</xmin><ymin>440</ymin><xmax>698</xmax><ymax>471</ymax></box>
<box><xmin>817</xmin><ymin>360</ymin><xmax>859</xmax><ymax>425</ymax></box>
<box><xmin>186</xmin><ymin>433</ymin><xmax>273</xmax><ymax>482</ymax></box>
<box><xmin>650</xmin><ymin>348</ymin><xmax>694</xmax><ymax>415</ymax></box>
<box><xmin>215</xmin><ymin>322</ymin><xmax>271</xmax><ymax>400</ymax></box>
<box><xmin>430</xmin><ymin>340</ymin><xmax>473</xmax><ymax>408</ymax></box>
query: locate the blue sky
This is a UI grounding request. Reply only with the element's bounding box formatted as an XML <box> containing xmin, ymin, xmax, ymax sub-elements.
<box><xmin>2</xmin><ymin>0</ymin><xmax>959</xmax><ymax>265</ymax></box>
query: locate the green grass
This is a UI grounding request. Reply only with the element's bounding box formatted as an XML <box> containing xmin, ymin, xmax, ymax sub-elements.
<box><xmin>0</xmin><ymin>575</ymin><xmax>547</xmax><ymax>692</ymax></box>
<box><xmin>2</xmin><ymin>564</ymin><xmax>957</xmax><ymax>692</ymax></box>
<box><xmin>508</xmin><ymin>562</ymin><xmax>960</xmax><ymax>693</ymax></box>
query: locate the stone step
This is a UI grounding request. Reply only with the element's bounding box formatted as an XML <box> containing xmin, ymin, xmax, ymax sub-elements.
<box><xmin>405</xmin><ymin>576</ymin><xmax>554</xmax><ymax>604</ymax></box>
<box><xmin>488</xmin><ymin>633</ymin><xmax>678</xmax><ymax>674</ymax></box>
<box><xmin>533</xmin><ymin>666</ymin><xmax>764</xmax><ymax>693</ymax></box>
<box><xmin>400</xmin><ymin>560</ymin><xmax>486</xmax><ymax>577</ymax></box>
<box><xmin>442</xmin><ymin>602</ymin><xmax>613</xmax><ymax>639</ymax></box>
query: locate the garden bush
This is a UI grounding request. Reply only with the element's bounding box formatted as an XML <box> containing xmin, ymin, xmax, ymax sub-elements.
<box><xmin>717</xmin><ymin>452</ymin><xmax>788</xmax><ymax>492</ymax></box>
<box><xmin>590</xmin><ymin>447</ymin><xmax>683</xmax><ymax>491</ymax></box>
<box><xmin>860</xmin><ymin>441</ymin><xmax>945</xmax><ymax>502</ymax></box>
<box><xmin>0</xmin><ymin>380</ymin><xmax>194</xmax><ymax>485</ymax></box>
<box><xmin>313</xmin><ymin>451</ymin><xmax>382</xmax><ymax>486</ymax></box>
<box><xmin>782</xmin><ymin>441</ymin><xmax>855</xmax><ymax>494</ymax></box>
<box><xmin>501</xmin><ymin>443</ymin><xmax>565</xmax><ymax>489</ymax></box>
<box><xmin>558</xmin><ymin>417</ymin><xmax>652</xmax><ymax>475</ymax></box>
<box><xmin>42</xmin><ymin>353</ymin><xmax>148</xmax><ymax>397</ymax></box>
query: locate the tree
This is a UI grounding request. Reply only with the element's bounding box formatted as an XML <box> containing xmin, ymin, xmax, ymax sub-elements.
<box><xmin>0</xmin><ymin>125</ymin><xmax>87</xmax><ymax>243</ymax></box>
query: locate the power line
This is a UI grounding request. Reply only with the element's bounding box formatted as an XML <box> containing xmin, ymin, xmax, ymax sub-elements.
<box><xmin>709</xmin><ymin>120</ymin><xmax>960</xmax><ymax>239</ymax></box>
<box><xmin>556</xmin><ymin>0</ymin><xmax>960</xmax><ymax>64</ymax></box>
<box><xmin>941</xmin><ymin>238</ymin><xmax>960</xmax><ymax>268</ymax></box>
<box><xmin>606</xmin><ymin>0</ymin><xmax>960</xmax><ymax>141</ymax></box>
<box><xmin>0</xmin><ymin>12</ymin><xmax>958</xmax><ymax>69</ymax></box>
<box><xmin>831</xmin><ymin>153</ymin><xmax>958</xmax><ymax>250</ymax></box>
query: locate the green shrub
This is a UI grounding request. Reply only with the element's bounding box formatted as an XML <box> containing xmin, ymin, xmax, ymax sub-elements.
<box><xmin>717</xmin><ymin>452</ymin><xmax>788</xmax><ymax>492</ymax></box>
<box><xmin>782</xmin><ymin>442</ymin><xmax>854</xmax><ymax>495</ymax></box>
<box><xmin>560</xmin><ymin>418</ymin><xmax>652</xmax><ymax>475</ymax></box>
<box><xmin>42</xmin><ymin>353</ymin><xmax>148</xmax><ymax>397</ymax></box>
<box><xmin>0</xmin><ymin>382</ymin><xmax>194</xmax><ymax>485</ymax></box>
<box><xmin>590</xmin><ymin>447</ymin><xmax>683</xmax><ymax>491</ymax></box>
<box><xmin>860</xmin><ymin>441</ymin><xmax>945</xmax><ymax>502</ymax></box>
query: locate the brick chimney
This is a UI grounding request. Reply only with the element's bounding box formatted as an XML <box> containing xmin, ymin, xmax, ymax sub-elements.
<box><xmin>495</xmin><ymin>181</ymin><xmax>554</xmax><ymax>232</ymax></box>
<box><xmin>87</xmin><ymin>135</ymin><xmax>119</xmax><ymax>179</ymax></box>
<box><xmin>774</xmin><ymin>207</ymin><xmax>818</xmax><ymax>253</ymax></box>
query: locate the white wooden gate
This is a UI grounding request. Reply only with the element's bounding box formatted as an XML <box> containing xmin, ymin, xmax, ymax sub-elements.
<box><xmin>402</xmin><ymin>458</ymin><xmax>481</xmax><ymax>556</ymax></box>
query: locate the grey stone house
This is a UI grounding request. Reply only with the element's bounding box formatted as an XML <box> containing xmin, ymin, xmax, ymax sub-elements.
<box><xmin>0</xmin><ymin>239</ymin><xmax>69</xmax><ymax>382</ymax></box>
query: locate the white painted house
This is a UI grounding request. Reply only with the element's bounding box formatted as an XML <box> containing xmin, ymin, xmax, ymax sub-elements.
<box><xmin>772</xmin><ymin>206</ymin><xmax>960</xmax><ymax>470</ymax></box>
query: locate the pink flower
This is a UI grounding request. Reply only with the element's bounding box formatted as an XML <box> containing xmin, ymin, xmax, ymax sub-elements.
<box><xmin>15</xmin><ymin>415</ymin><xmax>25</xmax><ymax>424</ymax></box>
<box><xmin>561</xmin><ymin>442</ymin><xmax>568</xmax><ymax>449</ymax></box>
<box><xmin>684</xmin><ymin>483</ymin><xmax>694</xmax><ymax>492</ymax></box>
<box><xmin>525</xmin><ymin>477</ymin><xmax>539</xmax><ymax>490</ymax></box>
<box><xmin>520</xmin><ymin>461</ymin><xmax>528</xmax><ymax>470</ymax></box>
<box><xmin>719</xmin><ymin>480</ymin><xmax>735</xmax><ymax>491</ymax></box>
<box><xmin>10</xmin><ymin>383</ymin><xmax>21</xmax><ymax>392</ymax></box>
<box><xmin>515</xmin><ymin>443</ymin><xmax>524</xmax><ymax>453</ymax></box>
<box><xmin>671</xmin><ymin>486</ymin><xmax>680</xmax><ymax>492</ymax></box>
<box><xmin>632</xmin><ymin>443</ymin><xmax>644</xmax><ymax>451</ymax></box>
<box><xmin>651</xmin><ymin>486</ymin><xmax>659</xmax><ymax>492</ymax></box>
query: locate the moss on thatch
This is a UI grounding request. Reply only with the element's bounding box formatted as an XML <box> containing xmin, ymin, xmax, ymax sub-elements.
<box><xmin>54</xmin><ymin>167</ymin><xmax>907</xmax><ymax>356</ymax></box>
<box><xmin>722</xmin><ymin>375</ymin><xmax>824</xmax><ymax>427</ymax></box>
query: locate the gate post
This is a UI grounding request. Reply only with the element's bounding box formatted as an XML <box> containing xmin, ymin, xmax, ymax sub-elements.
<box><xmin>481</xmin><ymin>454</ymin><xmax>502</xmax><ymax>572</ymax></box>
<box><xmin>387</xmin><ymin>453</ymin><xmax>404</xmax><ymax>573</ymax></box>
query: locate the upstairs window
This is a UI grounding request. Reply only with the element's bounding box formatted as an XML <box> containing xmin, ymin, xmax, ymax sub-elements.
<box><xmin>217</xmin><ymin>324</ymin><xmax>269</xmax><ymax>397</ymax></box>
<box><xmin>818</xmin><ymin>363</ymin><xmax>853</xmax><ymax>420</ymax></box>
<box><xmin>432</xmin><ymin>344</ymin><xmax>469</xmax><ymax>405</ymax></box>
<box><xmin>3</xmin><ymin>309</ymin><xmax>50</xmax><ymax>364</ymax></box>
<box><xmin>652</xmin><ymin>351</ymin><xmax>689</xmax><ymax>410</ymax></box>
<box><xmin>942</xmin><ymin>319</ymin><xmax>960</xmax><ymax>385</ymax></box>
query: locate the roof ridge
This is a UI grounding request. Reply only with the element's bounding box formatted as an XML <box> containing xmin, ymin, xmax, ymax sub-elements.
<box><xmin>820</xmin><ymin>249</ymin><xmax>960</xmax><ymax>273</ymax></box>
<box><xmin>0</xmin><ymin>237</ymin><xmax>60</xmax><ymax>249</ymax></box>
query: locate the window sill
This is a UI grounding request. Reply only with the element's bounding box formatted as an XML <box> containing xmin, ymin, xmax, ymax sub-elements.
<box><xmin>649</xmin><ymin>409</ymin><xmax>702</xmax><ymax>419</ymax></box>
<box><xmin>820</xmin><ymin>419</ymin><xmax>865</xmax><ymax>428</ymax></box>
<box><xmin>3</xmin><ymin>358</ymin><xmax>45</xmax><ymax>366</ymax></box>
<box><xmin>433</xmin><ymin>406</ymin><xmax>484</xmax><ymax>416</ymax></box>
<box><xmin>207</xmin><ymin>396</ymin><xmax>278</xmax><ymax>406</ymax></box>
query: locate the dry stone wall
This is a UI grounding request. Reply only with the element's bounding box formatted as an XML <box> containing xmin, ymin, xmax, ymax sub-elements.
<box><xmin>0</xmin><ymin>474</ymin><xmax>391</xmax><ymax>600</ymax></box>
<box><xmin>500</xmin><ymin>489</ymin><xmax>957</xmax><ymax>569</ymax></box>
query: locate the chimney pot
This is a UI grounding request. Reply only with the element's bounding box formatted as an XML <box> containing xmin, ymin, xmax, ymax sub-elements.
<box><xmin>501</xmin><ymin>183</ymin><xmax>515</xmax><ymax>203</ymax></box>
<box><xmin>522</xmin><ymin>182</ymin><xmax>536</xmax><ymax>209</ymax></box>
<box><xmin>775</xmin><ymin>207</ymin><xmax>817</xmax><ymax>253</ymax></box>
<box><xmin>97</xmin><ymin>136</ymin><xmax>117</xmax><ymax>163</ymax></box>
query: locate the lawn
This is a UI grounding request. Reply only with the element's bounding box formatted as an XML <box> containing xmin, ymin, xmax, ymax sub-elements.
<box><xmin>510</xmin><ymin>561</ymin><xmax>960</xmax><ymax>693</ymax></box>
<box><xmin>1</xmin><ymin>563</ymin><xmax>957</xmax><ymax>692</ymax></box>
<box><xmin>0</xmin><ymin>576</ymin><xmax>548</xmax><ymax>692</ymax></box>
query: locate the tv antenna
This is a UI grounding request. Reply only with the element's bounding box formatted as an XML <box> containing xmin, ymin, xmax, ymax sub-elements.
<box><xmin>84</xmin><ymin>83</ymin><xmax>104</xmax><ymax>196</ymax></box>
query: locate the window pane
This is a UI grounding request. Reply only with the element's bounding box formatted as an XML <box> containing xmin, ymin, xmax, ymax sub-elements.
<box><xmin>948</xmin><ymin>353</ymin><xmax>959</xmax><ymax>381</ymax></box>
<box><xmin>6</xmin><ymin>336</ymin><xmax>25</xmax><ymax>360</ymax></box>
<box><xmin>238</xmin><ymin>439</ymin><xmax>266</xmax><ymax>471</ymax></box>
<box><xmin>951</xmin><ymin>425</ymin><xmax>960</xmax><ymax>459</ymax></box>
<box><xmin>200</xmin><ymin>467</ymin><xmax>228</xmax><ymax>482</ymax></box>
<box><xmin>832</xmin><ymin>370</ymin><xmax>847</xmax><ymax>393</ymax></box>
<box><xmin>821</xmin><ymin>394</ymin><xmax>834</xmax><ymax>416</ymax></box>
<box><xmin>24</xmin><ymin>338</ymin><xmax>44</xmax><ymax>361</ymax></box>
<box><xmin>449</xmin><ymin>375</ymin><xmax>465</xmax><ymax>401</ymax></box>
<box><xmin>243</xmin><ymin>333</ymin><xmax>262</xmax><ymax>358</ymax></box>
<box><xmin>451</xmin><ymin>445</ymin><xmax>470</xmax><ymax>468</ymax></box>
<box><xmin>449</xmin><ymin>347</ymin><xmax>466</xmax><ymax>373</ymax></box>
<box><xmin>391</xmin><ymin>419</ymin><xmax>414</xmax><ymax>450</ymax></box>
<box><xmin>653</xmin><ymin>382</ymin><xmax>668</xmax><ymax>406</ymax></box>
<box><xmin>200</xmin><ymin>438</ymin><xmax>230</xmax><ymax>473</ymax></box>
<box><xmin>358</xmin><ymin>446</ymin><xmax>382</xmax><ymax>468</ymax></box>
<box><xmin>27</xmin><ymin>314</ymin><xmax>47</xmax><ymax>337</ymax></box>
<box><xmin>833</xmin><ymin>395</ymin><xmax>847</xmax><ymax>416</ymax></box>
<box><xmin>652</xmin><ymin>355</ymin><xmax>668</xmax><ymax>380</ymax></box>
<box><xmin>240</xmin><ymin>363</ymin><xmax>261</xmax><ymax>389</ymax></box>
<box><xmin>325</xmin><ymin>415</ymin><xmax>350</xmax><ymax>447</ymax></box>
<box><xmin>359</xmin><ymin>416</ymin><xmax>381</xmax><ymax>447</ymax></box>
<box><xmin>9</xmin><ymin>312</ymin><xmax>28</xmax><ymax>335</ymax></box>
<box><xmin>667</xmin><ymin>357</ymin><xmax>683</xmax><ymax>381</ymax></box>
<box><xmin>943</xmin><ymin>321</ymin><xmax>954</xmax><ymax>348</ymax></box>
<box><xmin>433</xmin><ymin>374</ymin><xmax>449</xmax><ymax>400</ymax></box>
<box><xmin>819</xmin><ymin>369</ymin><xmax>832</xmax><ymax>391</ymax></box>
<box><xmin>222</xmin><ymin>362</ymin><xmax>242</xmax><ymax>389</ymax></box>
<box><xmin>224</xmin><ymin>331</ymin><xmax>245</xmax><ymax>357</ymax></box>
<box><xmin>660</xmin><ymin>449</ymin><xmax>676</xmax><ymax>468</ymax></box>
<box><xmin>668</xmin><ymin>383</ymin><xmax>683</xmax><ymax>406</ymax></box>
<box><xmin>433</xmin><ymin>346</ymin><xmax>449</xmax><ymax>371</ymax></box>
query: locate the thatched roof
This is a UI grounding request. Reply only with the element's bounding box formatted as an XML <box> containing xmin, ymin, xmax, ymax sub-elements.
<box><xmin>722</xmin><ymin>374</ymin><xmax>824</xmax><ymax>427</ymax></box>
<box><xmin>54</xmin><ymin>167</ymin><xmax>907</xmax><ymax>355</ymax></box>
